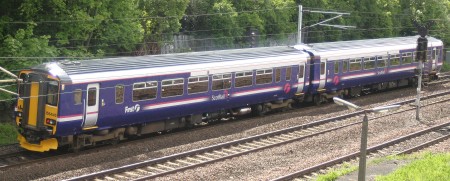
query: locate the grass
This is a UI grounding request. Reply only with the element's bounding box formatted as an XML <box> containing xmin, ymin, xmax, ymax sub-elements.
<box><xmin>441</xmin><ymin>62</ymin><xmax>450</xmax><ymax>72</ymax></box>
<box><xmin>0</xmin><ymin>123</ymin><xmax>18</xmax><ymax>145</ymax></box>
<box><xmin>376</xmin><ymin>152</ymin><xmax>450</xmax><ymax>181</ymax></box>
<box><xmin>315</xmin><ymin>152</ymin><xmax>450</xmax><ymax>181</ymax></box>
<box><xmin>316</xmin><ymin>162</ymin><xmax>358</xmax><ymax>181</ymax></box>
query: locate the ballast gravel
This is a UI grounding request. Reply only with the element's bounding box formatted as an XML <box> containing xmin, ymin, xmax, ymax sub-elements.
<box><xmin>1</xmin><ymin>83</ymin><xmax>449</xmax><ymax>181</ymax></box>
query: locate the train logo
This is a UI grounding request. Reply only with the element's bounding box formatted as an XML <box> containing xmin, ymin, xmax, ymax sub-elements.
<box><xmin>283</xmin><ymin>83</ymin><xmax>291</xmax><ymax>94</ymax></box>
<box><xmin>125</xmin><ymin>104</ymin><xmax>141</xmax><ymax>113</ymax></box>
<box><xmin>333</xmin><ymin>75</ymin><xmax>340</xmax><ymax>85</ymax></box>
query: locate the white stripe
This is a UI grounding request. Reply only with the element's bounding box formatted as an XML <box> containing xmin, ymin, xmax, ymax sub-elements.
<box><xmin>342</xmin><ymin>73</ymin><xmax>376</xmax><ymax>80</ymax></box>
<box><xmin>389</xmin><ymin>66</ymin><xmax>416</xmax><ymax>73</ymax></box>
<box><xmin>233</xmin><ymin>87</ymin><xmax>281</xmax><ymax>97</ymax></box>
<box><xmin>327</xmin><ymin>79</ymin><xmax>332</xmax><ymax>82</ymax></box>
<box><xmin>58</xmin><ymin>115</ymin><xmax>82</xmax><ymax>122</ymax></box>
<box><xmin>144</xmin><ymin>98</ymin><xmax>208</xmax><ymax>110</ymax></box>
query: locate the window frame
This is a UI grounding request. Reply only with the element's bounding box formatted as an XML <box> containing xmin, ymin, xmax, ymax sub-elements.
<box><xmin>132</xmin><ymin>81</ymin><xmax>158</xmax><ymax>102</ymax></box>
<box><xmin>161</xmin><ymin>78</ymin><xmax>184</xmax><ymax>98</ymax></box>
<box><xmin>349</xmin><ymin>58</ymin><xmax>362</xmax><ymax>72</ymax></box>
<box><xmin>286</xmin><ymin>67</ymin><xmax>292</xmax><ymax>81</ymax></box>
<box><xmin>364</xmin><ymin>57</ymin><xmax>376</xmax><ymax>70</ymax></box>
<box><xmin>390</xmin><ymin>54</ymin><xmax>400</xmax><ymax>66</ymax></box>
<box><xmin>298</xmin><ymin>65</ymin><xmax>305</xmax><ymax>79</ymax></box>
<box><xmin>234</xmin><ymin>71</ymin><xmax>253</xmax><ymax>88</ymax></box>
<box><xmin>377</xmin><ymin>56</ymin><xmax>387</xmax><ymax>68</ymax></box>
<box><xmin>402</xmin><ymin>52</ymin><xmax>413</xmax><ymax>64</ymax></box>
<box><xmin>342</xmin><ymin>59</ymin><xmax>349</xmax><ymax>73</ymax></box>
<box><xmin>212</xmin><ymin>73</ymin><xmax>232</xmax><ymax>90</ymax></box>
<box><xmin>255</xmin><ymin>68</ymin><xmax>273</xmax><ymax>85</ymax></box>
<box><xmin>73</xmin><ymin>89</ymin><xmax>82</xmax><ymax>105</ymax></box>
<box><xmin>334</xmin><ymin>61</ymin><xmax>339</xmax><ymax>74</ymax></box>
<box><xmin>188</xmin><ymin>75</ymin><xmax>209</xmax><ymax>94</ymax></box>
<box><xmin>115</xmin><ymin>84</ymin><xmax>124</xmax><ymax>104</ymax></box>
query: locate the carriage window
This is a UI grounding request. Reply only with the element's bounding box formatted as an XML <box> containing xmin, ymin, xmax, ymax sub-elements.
<box><xmin>402</xmin><ymin>52</ymin><xmax>413</xmax><ymax>64</ymax></box>
<box><xmin>275</xmin><ymin>68</ymin><xmax>281</xmax><ymax>82</ymax></box>
<box><xmin>286</xmin><ymin>67</ymin><xmax>292</xmax><ymax>81</ymax></box>
<box><xmin>334</xmin><ymin>61</ymin><xmax>339</xmax><ymax>74</ymax></box>
<box><xmin>188</xmin><ymin>76</ymin><xmax>208</xmax><ymax>94</ymax></box>
<box><xmin>256</xmin><ymin>69</ymin><xmax>273</xmax><ymax>84</ymax></box>
<box><xmin>74</xmin><ymin>89</ymin><xmax>82</xmax><ymax>105</ymax></box>
<box><xmin>432</xmin><ymin>49</ymin><xmax>437</xmax><ymax>60</ymax></box>
<box><xmin>390</xmin><ymin>54</ymin><xmax>400</xmax><ymax>66</ymax></box>
<box><xmin>320</xmin><ymin>62</ymin><xmax>325</xmax><ymax>75</ymax></box>
<box><xmin>343</xmin><ymin>59</ymin><xmax>349</xmax><ymax>73</ymax></box>
<box><xmin>162</xmin><ymin>78</ymin><xmax>184</xmax><ymax>97</ymax></box>
<box><xmin>133</xmin><ymin>81</ymin><xmax>157</xmax><ymax>101</ymax></box>
<box><xmin>377</xmin><ymin>56</ymin><xmax>386</xmax><ymax>67</ymax></box>
<box><xmin>87</xmin><ymin>88</ymin><xmax>96</xmax><ymax>106</ymax></box>
<box><xmin>350</xmin><ymin>58</ymin><xmax>362</xmax><ymax>71</ymax></box>
<box><xmin>212</xmin><ymin>73</ymin><xmax>231</xmax><ymax>90</ymax></box>
<box><xmin>115</xmin><ymin>85</ymin><xmax>124</xmax><ymax>104</ymax></box>
<box><xmin>46</xmin><ymin>81</ymin><xmax>58</xmax><ymax>106</ymax></box>
<box><xmin>298</xmin><ymin>65</ymin><xmax>304</xmax><ymax>79</ymax></box>
<box><xmin>364</xmin><ymin>57</ymin><xmax>375</xmax><ymax>70</ymax></box>
<box><xmin>235</xmin><ymin>71</ymin><xmax>253</xmax><ymax>87</ymax></box>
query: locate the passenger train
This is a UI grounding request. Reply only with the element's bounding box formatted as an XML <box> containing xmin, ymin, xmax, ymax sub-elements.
<box><xmin>15</xmin><ymin>36</ymin><xmax>444</xmax><ymax>152</ymax></box>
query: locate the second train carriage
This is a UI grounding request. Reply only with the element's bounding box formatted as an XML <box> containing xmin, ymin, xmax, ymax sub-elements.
<box><xmin>295</xmin><ymin>36</ymin><xmax>444</xmax><ymax>104</ymax></box>
<box><xmin>15</xmin><ymin>36</ymin><xmax>444</xmax><ymax>152</ymax></box>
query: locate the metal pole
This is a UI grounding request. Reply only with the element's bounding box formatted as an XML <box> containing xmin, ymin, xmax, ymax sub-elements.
<box><xmin>297</xmin><ymin>5</ymin><xmax>302</xmax><ymax>44</ymax></box>
<box><xmin>358</xmin><ymin>112</ymin><xmax>369</xmax><ymax>181</ymax></box>
<box><xmin>416</xmin><ymin>60</ymin><xmax>422</xmax><ymax>121</ymax></box>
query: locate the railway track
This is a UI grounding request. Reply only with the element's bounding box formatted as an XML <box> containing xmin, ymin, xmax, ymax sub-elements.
<box><xmin>64</xmin><ymin>90</ymin><xmax>450</xmax><ymax>181</ymax></box>
<box><xmin>272</xmin><ymin>121</ymin><xmax>450</xmax><ymax>181</ymax></box>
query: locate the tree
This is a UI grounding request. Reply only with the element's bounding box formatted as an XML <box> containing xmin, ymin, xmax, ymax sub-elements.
<box><xmin>20</xmin><ymin>0</ymin><xmax>144</xmax><ymax>57</ymax></box>
<box><xmin>137</xmin><ymin>0</ymin><xmax>189</xmax><ymax>54</ymax></box>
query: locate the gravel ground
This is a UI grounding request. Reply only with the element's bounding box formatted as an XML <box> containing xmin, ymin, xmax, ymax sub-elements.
<box><xmin>0</xmin><ymin>144</ymin><xmax>22</xmax><ymax>156</ymax></box>
<box><xmin>150</xmin><ymin>102</ymin><xmax>450</xmax><ymax>181</ymax></box>
<box><xmin>1</xmin><ymin>83</ymin><xmax>449</xmax><ymax>181</ymax></box>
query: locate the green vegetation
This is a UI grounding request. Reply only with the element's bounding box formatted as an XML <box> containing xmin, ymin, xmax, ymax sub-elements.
<box><xmin>316</xmin><ymin>162</ymin><xmax>358</xmax><ymax>181</ymax></box>
<box><xmin>376</xmin><ymin>152</ymin><xmax>450</xmax><ymax>181</ymax></box>
<box><xmin>442</xmin><ymin>62</ymin><xmax>450</xmax><ymax>72</ymax></box>
<box><xmin>316</xmin><ymin>152</ymin><xmax>450</xmax><ymax>181</ymax></box>
<box><xmin>0</xmin><ymin>123</ymin><xmax>17</xmax><ymax>145</ymax></box>
<box><xmin>0</xmin><ymin>0</ymin><xmax>448</xmax><ymax>102</ymax></box>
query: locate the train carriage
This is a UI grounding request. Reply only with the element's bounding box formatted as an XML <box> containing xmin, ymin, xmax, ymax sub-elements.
<box><xmin>16</xmin><ymin>46</ymin><xmax>310</xmax><ymax>152</ymax></box>
<box><xmin>296</xmin><ymin>36</ymin><xmax>444</xmax><ymax>104</ymax></box>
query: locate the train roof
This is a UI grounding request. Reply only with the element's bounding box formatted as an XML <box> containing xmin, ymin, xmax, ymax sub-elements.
<box><xmin>33</xmin><ymin>46</ymin><xmax>309</xmax><ymax>84</ymax></box>
<box><xmin>308</xmin><ymin>36</ymin><xmax>443</xmax><ymax>59</ymax></box>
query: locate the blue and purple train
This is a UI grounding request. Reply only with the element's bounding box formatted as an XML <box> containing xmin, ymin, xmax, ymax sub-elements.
<box><xmin>15</xmin><ymin>36</ymin><xmax>444</xmax><ymax>152</ymax></box>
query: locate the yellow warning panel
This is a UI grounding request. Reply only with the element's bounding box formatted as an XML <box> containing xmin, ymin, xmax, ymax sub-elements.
<box><xmin>18</xmin><ymin>134</ymin><xmax>58</xmax><ymax>152</ymax></box>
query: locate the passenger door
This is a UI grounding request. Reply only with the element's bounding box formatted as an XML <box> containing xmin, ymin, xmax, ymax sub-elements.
<box><xmin>296</xmin><ymin>63</ymin><xmax>306</xmax><ymax>93</ymax></box>
<box><xmin>318</xmin><ymin>60</ymin><xmax>326</xmax><ymax>90</ymax></box>
<box><xmin>83</xmin><ymin>83</ymin><xmax>99</xmax><ymax>128</ymax></box>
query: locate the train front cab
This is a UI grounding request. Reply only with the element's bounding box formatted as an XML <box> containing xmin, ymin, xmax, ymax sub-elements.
<box><xmin>16</xmin><ymin>71</ymin><xmax>60</xmax><ymax>152</ymax></box>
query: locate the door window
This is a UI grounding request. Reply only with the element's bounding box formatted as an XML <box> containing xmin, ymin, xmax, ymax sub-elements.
<box><xmin>88</xmin><ymin>88</ymin><xmax>96</xmax><ymax>106</ymax></box>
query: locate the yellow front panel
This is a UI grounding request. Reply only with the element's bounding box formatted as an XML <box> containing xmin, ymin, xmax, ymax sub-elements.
<box><xmin>28</xmin><ymin>82</ymin><xmax>39</xmax><ymax>126</ymax></box>
<box><xmin>44</xmin><ymin>105</ymin><xmax>58</xmax><ymax>134</ymax></box>
<box><xmin>16</xmin><ymin>98</ymin><xmax>24</xmax><ymax>126</ymax></box>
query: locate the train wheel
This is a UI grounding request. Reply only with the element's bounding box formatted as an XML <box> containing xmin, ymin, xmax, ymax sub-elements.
<box><xmin>313</xmin><ymin>94</ymin><xmax>321</xmax><ymax>106</ymax></box>
<box><xmin>252</xmin><ymin>104</ymin><xmax>265</xmax><ymax>116</ymax></box>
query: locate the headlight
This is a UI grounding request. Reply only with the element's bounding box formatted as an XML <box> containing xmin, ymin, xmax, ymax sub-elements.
<box><xmin>45</xmin><ymin>119</ymin><xmax>56</xmax><ymax>125</ymax></box>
